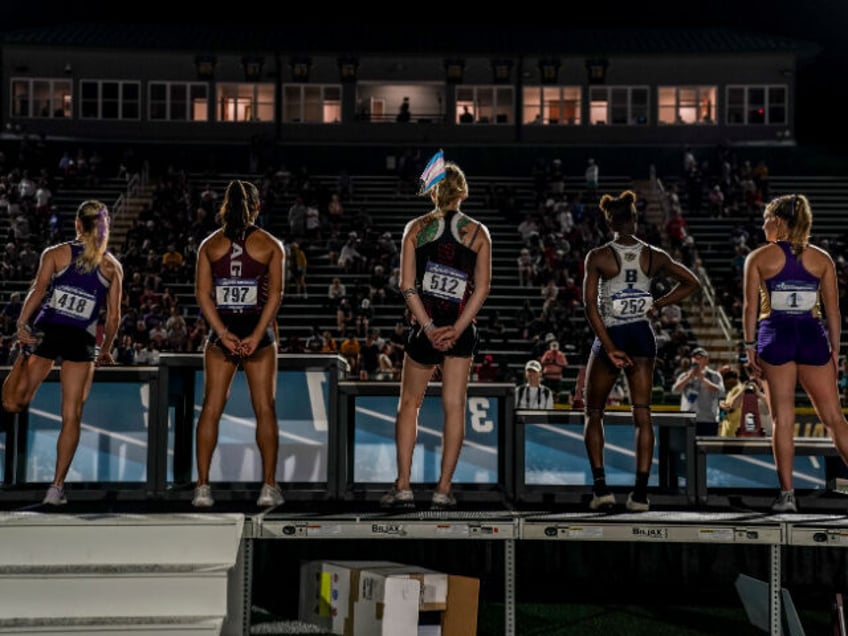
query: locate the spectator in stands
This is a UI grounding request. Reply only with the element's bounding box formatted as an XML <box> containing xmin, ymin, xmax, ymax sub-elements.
<box><xmin>133</xmin><ymin>339</ymin><xmax>160</xmax><ymax>365</ymax></box>
<box><xmin>187</xmin><ymin>316</ymin><xmax>208</xmax><ymax>352</ymax></box>
<box><xmin>515</xmin><ymin>359</ymin><xmax>554</xmax><ymax>409</ymax></box>
<box><xmin>339</xmin><ymin>330</ymin><xmax>360</xmax><ymax>376</ymax></box>
<box><xmin>289</xmin><ymin>242</ymin><xmax>308</xmax><ymax>298</ymax></box>
<box><xmin>192</xmin><ymin>179</ymin><xmax>285</xmax><ymax>509</ymax></box>
<box><xmin>327</xmin><ymin>276</ymin><xmax>347</xmax><ymax>309</ymax></box>
<box><xmin>1</xmin><ymin>200</ymin><xmax>123</xmax><ymax>506</ymax></box>
<box><xmin>584</xmin><ymin>158</ymin><xmax>599</xmax><ymax>199</ymax></box>
<box><xmin>474</xmin><ymin>354</ymin><xmax>499</xmax><ymax>382</ymax></box>
<box><xmin>744</xmin><ymin>193</ymin><xmax>848</xmax><ymax>512</ymax></box>
<box><xmin>672</xmin><ymin>347</ymin><xmax>725</xmax><ymax>435</ymax></box>
<box><xmin>540</xmin><ymin>338</ymin><xmax>567</xmax><ymax>392</ymax></box>
<box><xmin>1</xmin><ymin>292</ymin><xmax>23</xmax><ymax>335</ymax></box>
<box><xmin>376</xmin><ymin>342</ymin><xmax>398</xmax><ymax>381</ymax></box>
<box><xmin>381</xmin><ymin>156</ymin><xmax>491</xmax><ymax>511</ymax></box>
<box><xmin>517</xmin><ymin>248</ymin><xmax>536</xmax><ymax>287</ymax></box>
<box><xmin>115</xmin><ymin>334</ymin><xmax>136</xmax><ymax>366</ymax></box>
<box><xmin>582</xmin><ymin>190</ymin><xmax>700</xmax><ymax>512</ymax></box>
<box><xmin>320</xmin><ymin>330</ymin><xmax>338</xmax><ymax>354</ymax></box>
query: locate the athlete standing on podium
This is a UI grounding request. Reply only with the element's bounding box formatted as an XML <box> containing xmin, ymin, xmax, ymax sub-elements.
<box><xmin>582</xmin><ymin>190</ymin><xmax>699</xmax><ymax>512</ymax></box>
<box><xmin>380</xmin><ymin>151</ymin><xmax>491</xmax><ymax>511</ymax></box>
<box><xmin>744</xmin><ymin>193</ymin><xmax>848</xmax><ymax>512</ymax></box>
<box><xmin>2</xmin><ymin>200</ymin><xmax>123</xmax><ymax>506</ymax></box>
<box><xmin>192</xmin><ymin>179</ymin><xmax>285</xmax><ymax>508</ymax></box>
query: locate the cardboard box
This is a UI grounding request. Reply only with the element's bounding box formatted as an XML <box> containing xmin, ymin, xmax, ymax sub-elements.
<box><xmin>299</xmin><ymin>561</ymin><xmax>480</xmax><ymax>636</ymax></box>
<box><xmin>352</xmin><ymin>567</ymin><xmax>421</xmax><ymax>636</ymax></box>
<box><xmin>299</xmin><ymin>560</ymin><xmax>404</xmax><ymax>633</ymax></box>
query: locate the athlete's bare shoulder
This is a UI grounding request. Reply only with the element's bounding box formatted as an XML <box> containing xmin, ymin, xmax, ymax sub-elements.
<box><xmin>102</xmin><ymin>251</ymin><xmax>124</xmax><ymax>278</ymax></box>
<box><xmin>250</xmin><ymin>226</ymin><xmax>284</xmax><ymax>250</ymax></box>
<box><xmin>198</xmin><ymin>229</ymin><xmax>225</xmax><ymax>253</ymax></box>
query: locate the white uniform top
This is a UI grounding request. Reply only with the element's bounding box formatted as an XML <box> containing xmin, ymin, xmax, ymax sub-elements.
<box><xmin>598</xmin><ymin>240</ymin><xmax>654</xmax><ymax>328</ymax></box>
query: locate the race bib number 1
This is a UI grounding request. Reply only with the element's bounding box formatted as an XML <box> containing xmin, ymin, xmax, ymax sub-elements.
<box><xmin>422</xmin><ymin>262</ymin><xmax>468</xmax><ymax>303</ymax></box>
<box><xmin>771</xmin><ymin>287</ymin><xmax>816</xmax><ymax>313</ymax></box>
<box><xmin>215</xmin><ymin>277</ymin><xmax>258</xmax><ymax>310</ymax></box>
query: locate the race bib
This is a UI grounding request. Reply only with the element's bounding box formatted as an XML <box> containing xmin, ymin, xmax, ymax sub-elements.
<box><xmin>770</xmin><ymin>281</ymin><xmax>817</xmax><ymax>313</ymax></box>
<box><xmin>610</xmin><ymin>291</ymin><xmax>653</xmax><ymax>318</ymax></box>
<box><xmin>49</xmin><ymin>285</ymin><xmax>96</xmax><ymax>321</ymax></box>
<box><xmin>422</xmin><ymin>262</ymin><xmax>468</xmax><ymax>303</ymax></box>
<box><xmin>215</xmin><ymin>277</ymin><xmax>258</xmax><ymax>310</ymax></box>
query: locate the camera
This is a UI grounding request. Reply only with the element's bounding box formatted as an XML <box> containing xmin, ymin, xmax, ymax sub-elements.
<box><xmin>691</xmin><ymin>362</ymin><xmax>699</xmax><ymax>371</ymax></box>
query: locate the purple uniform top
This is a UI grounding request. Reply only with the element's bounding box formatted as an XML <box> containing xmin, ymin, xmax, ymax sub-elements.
<box><xmin>209</xmin><ymin>227</ymin><xmax>269</xmax><ymax>316</ymax></box>
<box><xmin>34</xmin><ymin>242</ymin><xmax>110</xmax><ymax>337</ymax></box>
<box><xmin>757</xmin><ymin>241</ymin><xmax>829</xmax><ymax>366</ymax></box>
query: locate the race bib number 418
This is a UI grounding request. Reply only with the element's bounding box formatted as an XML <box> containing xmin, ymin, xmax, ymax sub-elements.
<box><xmin>49</xmin><ymin>286</ymin><xmax>96</xmax><ymax>321</ymax></box>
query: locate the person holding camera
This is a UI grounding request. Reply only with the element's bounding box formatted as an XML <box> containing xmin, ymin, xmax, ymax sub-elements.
<box><xmin>672</xmin><ymin>347</ymin><xmax>725</xmax><ymax>436</ymax></box>
<box><xmin>540</xmin><ymin>338</ymin><xmax>568</xmax><ymax>393</ymax></box>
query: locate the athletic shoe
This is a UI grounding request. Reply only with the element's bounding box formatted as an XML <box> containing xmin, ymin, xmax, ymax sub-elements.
<box><xmin>379</xmin><ymin>485</ymin><xmax>415</xmax><ymax>509</ymax></box>
<box><xmin>625</xmin><ymin>492</ymin><xmax>650</xmax><ymax>512</ymax></box>
<box><xmin>589</xmin><ymin>492</ymin><xmax>616</xmax><ymax>511</ymax></box>
<box><xmin>771</xmin><ymin>491</ymin><xmax>797</xmax><ymax>513</ymax></box>
<box><xmin>42</xmin><ymin>485</ymin><xmax>67</xmax><ymax>505</ymax></box>
<box><xmin>257</xmin><ymin>483</ymin><xmax>285</xmax><ymax>507</ymax></box>
<box><xmin>431</xmin><ymin>491</ymin><xmax>457</xmax><ymax>511</ymax></box>
<box><xmin>192</xmin><ymin>484</ymin><xmax>214</xmax><ymax>508</ymax></box>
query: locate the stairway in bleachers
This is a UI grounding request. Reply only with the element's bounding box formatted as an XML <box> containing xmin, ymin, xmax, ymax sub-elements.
<box><xmin>680</xmin><ymin>174</ymin><xmax>848</xmax><ymax>357</ymax></box>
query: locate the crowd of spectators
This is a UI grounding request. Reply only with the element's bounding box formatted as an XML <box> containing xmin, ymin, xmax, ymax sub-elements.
<box><xmin>18</xmin><ymin>140</ymin><xmax>845</xmax><ymax>408</ymax></box>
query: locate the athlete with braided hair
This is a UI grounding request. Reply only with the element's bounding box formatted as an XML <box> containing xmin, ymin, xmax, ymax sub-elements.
<box><xmin>2</xmin><ymin>199</ymin><xmax>123</xmax><ymax>505</ymax></box>
<box><xmin>582</xmin><ymin>190</ymin><xmax>699</xmax><ymax>511</ymax></box>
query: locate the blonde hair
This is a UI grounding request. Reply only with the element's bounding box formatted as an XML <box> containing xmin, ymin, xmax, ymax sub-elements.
<box><xmin>75</xmin><ymin>200</ymin><xmax>110</xmax><ymax>272</ymax></box>
<box><xmin>768</xmin><ymin>194</ymin><xmax>811</xmax><ymax>256</ymax></box>
<box><xmin>430</xmin><ymin>162</ymin><xmax>468</xmax><ymax>213</ymax></box>
<box><xmin>598</xmin><ymin>190</ymin><xmax>637</xmax><ymax>227</ymax></box>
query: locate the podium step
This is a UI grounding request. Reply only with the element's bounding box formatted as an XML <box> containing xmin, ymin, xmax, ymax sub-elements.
<box><xmin>0</xmin><ymin>512</ymin><xmax>244</xmax><ymax>568</ymax></box>
<box><xmin>0</xmin><ymin>616</ymin><xmax>223</xmax><ymax>635</ymax></box>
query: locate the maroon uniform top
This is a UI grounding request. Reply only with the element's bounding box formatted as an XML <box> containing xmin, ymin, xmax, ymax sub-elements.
<box><xmin>209</xmin><ymin>227</ymin><xmax>269</xmax><ymax>316</ymax></box>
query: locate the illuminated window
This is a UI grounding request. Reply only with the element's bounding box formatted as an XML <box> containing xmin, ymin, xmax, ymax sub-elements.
<box><xmin>523</xmin><ymin>86</ymin><xmax>581</xmax><ymax>125</ymax></box>
<box><xmin>726</xmin><ymin>85</ymin><xmax>787</xmax><ymax>125</ymax></box>
<box><xmin>10</xmin><ymin>78</ymin><xmax>72</xmax><ymax>119</ymax></box>
<box><xmin>658</xmin><ymin>86</ymin><xmax>717</xmax><ymax>124</ymax></box>
<box><xmin>589</xmin><ymin>86</ymin><xmax>648</xmax><ymax>125</ymax></box>
<box><xmin>216</xmin><ymin>83</ymin><xmax>275</xmax><ymax>122</ymax></box>
<box><xmin>455</xmin><ymin>85</ymin><xmax>514</xmax><ymax>124</ymax></box>
<box><xmin>149</xmin><ymin>82</ymin><xmax>208</xmax><ymax>121</ymax></box>
<box><xmin>283</xmin><ymin>84</ymin><xmax>341</xmax><ymax>123</ymax></box>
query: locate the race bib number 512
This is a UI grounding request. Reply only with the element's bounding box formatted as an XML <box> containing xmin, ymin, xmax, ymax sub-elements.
<box><xmin>422</xmin><ymin>262</ymin><xmax>468</xmax><ymax>303</ymax></box>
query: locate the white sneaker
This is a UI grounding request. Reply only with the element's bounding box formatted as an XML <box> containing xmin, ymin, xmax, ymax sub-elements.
<box><xmin>431</xmin><ymin>491</ymin><xmax>457</xmax><ymax>511</ymax></box>
<box><xmin>625</xmin><ymin>492</ymin><xmax>650</xmax><ymax>512</ymax></box>
<box><xmin>43</xmin><ymin>485</ymin><xmax>67</xmax><ymax>505</ymax></box>
<box><xmin>379</xmin><ymin>485</ymin><xmax>415</xmax><ymax>509</ymax></box>
<box><xmin>589</xmin><ymin>492</ymin><xmax>616</xmax><ymax>511</ymax></box>
<box><xmin>257</xmin><ymin>483</ymin><xmax>284</xmax><ymax>507</ymax></box>
<box><xmin>192</xmin><ymin>485</ymin><xmax>214</xmax><ymax>508</ymax></box>
<box><xmin>771</xmin><ymin>491</ymin><xmax>797</xmax><ymax>513</ymax></box>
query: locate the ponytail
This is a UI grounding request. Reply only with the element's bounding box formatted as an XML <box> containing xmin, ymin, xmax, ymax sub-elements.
<box><xmin>220</xmin><ymin>180</ymin><xmax>260</xmax><ymax>240</ymax></box>
<box><xmin>75</xmin><ymin>200</ymin><xmax>109</xmax><ymax>272</ymax></box>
